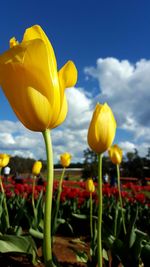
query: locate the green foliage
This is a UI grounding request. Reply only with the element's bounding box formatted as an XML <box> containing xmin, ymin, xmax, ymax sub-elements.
<box><xmin>82</xmin><ymin>148</ymin><xmax>111</xmax><ymax>179</ymax></box>
<box><xmin>82</xmin><ymin>147</ymin><xmax>150</xmax><ymax>180</ymax></box>
<box><xmin>0</xmin><ymin>235</ymin><xmax>38</xmax><ymax>265</ymax></box>
<box><xmin>8</xmin><ymin>156</ymin><xmax>47</xmax><ymax>174</ymax></box>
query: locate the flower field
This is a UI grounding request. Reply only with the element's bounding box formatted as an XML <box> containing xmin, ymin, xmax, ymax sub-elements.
<box><xmin>0</xmin><ymin>176</ymin><xmax>149</xmax><ymax>266</ymax></box>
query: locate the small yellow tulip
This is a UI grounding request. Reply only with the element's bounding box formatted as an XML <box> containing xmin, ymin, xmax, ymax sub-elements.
<box><xmin>108</xmin><ymin>144</ymin><xmax>123</xmax><ymax>165</ymax></box>
<box><xmin>32</xmin><ymin>161</ymin><xmax>42</xmax><ymax>175</ymax></box>
<box><xmin>88</xmin><ymin>103</ymin><xmax>117</xmax><ymax>154</ymax></box>
<box><xmin>0</xmin><ymin>154</ymin><xmax>10</xmax><ymax>168</ymax></box>
<box><xmin>60</xmin><ymin>153</ymin><xmax>71</xmax><ymax>168</ymax></box>
<box><xmin>0</xmin><ymin>25</ymin><xmax>77</xmax><ymax>131</ymax></box>
<box><xmin>85</xmin><ymin>178</ymin><xmax>95</xmax><ymax>193</ymax></box>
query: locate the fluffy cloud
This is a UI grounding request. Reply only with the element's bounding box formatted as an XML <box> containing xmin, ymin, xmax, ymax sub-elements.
<box><xmin>85</xmin><ymin>57</ymin><xmax>150</xmax><ymax>152</ymax></box>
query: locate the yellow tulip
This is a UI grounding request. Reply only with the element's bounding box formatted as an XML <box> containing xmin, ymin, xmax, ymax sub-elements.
<box><xmin>0</xmin><ymin>154</ymin><xmax>10</xmax><ymax>168</ymax></box>
<box><xmin>88</xmin><ymin>103</ymin><xmax>117</xmax><ymax>154</ymax></box>
<box><xmin>0</xmin><ymin>25</ymin><xmax>77</xmax><ymax>131</ymax></box>
<box><xmin>85</xmin><ymin>178</ymin><xmax>95</xmax><ymax>193</ymax></box>
<box><xmin>32</xmin><ymin>161</ymin><xmax>42</xmax><ymax>175</ymax></box>
<box><xmin>60</xmin><ymin>153</ymin><xmax>71</xmax><ymax>168</ymax></box>
<box><xmin>108</xmin><ymin>144</ymin><xmax>123</xmax><ymax>165</ymax></box>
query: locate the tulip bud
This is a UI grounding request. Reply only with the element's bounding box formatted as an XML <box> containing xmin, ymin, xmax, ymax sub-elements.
<box><xmin>60</xmin><ymin>153</ymin><xmax>71</xmax><ymax>168</ymax></box>
<box><xmin>0</xmin><ymin>154</ymin><xmax>10</xmax><ymax>168</ymax></box>
<box><xmin>88</xmin><ymin>103</ymin><xmax>117</xmax><ymax>154</ymax></box>
<box><xmin>85</xmin><ymin>178</ymin><xmax>95</xmax><ymax>193</ymax></box>
<box><xmin>32</xmin><ymin>161</ymin><xmax>42</xmax><ymax>175</ymax></box>
<box><xmin>108</xmin><ymin>144</ymin><xmax>123</xmax><ymax>165</ymax></box>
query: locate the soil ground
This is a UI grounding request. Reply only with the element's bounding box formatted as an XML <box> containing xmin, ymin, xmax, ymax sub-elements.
<box><xmin>0</xmin><ymin>236</ymin><xmax>89</xmax><ymax>267</ymax></box>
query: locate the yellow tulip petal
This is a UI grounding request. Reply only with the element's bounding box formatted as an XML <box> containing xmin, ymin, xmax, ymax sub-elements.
<box><xmin>0</xmin><ymin>63</ymin><xmax>52</xmax><ymax>131</ymax></box>
<box><xmin>22</xmin><ymin>25</ymin><xmax>61</xmax><ymax>120</ymax></box>
<box><xmin>60</xmin><ymin>152</ymin><xmax>72</xmax><ymax>167</ymax></box>
<box><xmin>109</xmin><ymin>144</ymin><xmax>123</xmax><ymax>165</ymax></box>
<box><xmin>96</xmin><ymin>103</ymin><xmax>117</xmax><ymax>150</ymax></box>
<box><xmin>32</xmin><ymin>161</ymin><xmax>42</xmax><ymax>175</ymax></box>
<box><xmin>0</xmin><ymin>154</ymin><xmax>10</xmax><ymax>168</ymax></box>
<box><xmin>88</xmin><ymin>103</ymin><xmax>117</xmax><ymax>154</ymax></box>
<box><xmin>22</xmin><ymin>25</ymin><xmax>58</xmax><ymax>85</ymax></box>
<box><xmin>22</xmin><ymin>39</ymin><xmax>57</xmax><ymax>101</ymax></box>
<box><xmin>51</xmin><ymin>94</ymin><xmax>68</xmax><ymax>128</ymax></box>
<box><xmin>58</xmin><ymin>60</ymin><xmax>78</xmax><ymax>90</ymax></box>
<box><xmin>53</xmin><ymin>60</ymin><xmax>77</xmax><ymax>127</ymax></box>
<box><xmin>9</xmin><ymin>37</ymin><xmax>19</xmax><ymax>48</ymax></box>
<box><xmin>86</xmin><ymin>178</ymin><xmax>95</xmax><ymax>193</ymax></box>
<box><xmin>0</xmin><ymin>44</ymin><xmax>25</xmax><ymax>66</ymax></box>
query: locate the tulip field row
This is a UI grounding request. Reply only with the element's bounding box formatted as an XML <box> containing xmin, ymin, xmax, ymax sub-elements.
<box><xmin>0</xmin><ymin>176</ymin><xmax>149</xmax><ymax>266</ymax></box>
<box><xmin>3</xmin><ymin>177</ymin><xmax>150</xmax><ymax>234</ymax></box>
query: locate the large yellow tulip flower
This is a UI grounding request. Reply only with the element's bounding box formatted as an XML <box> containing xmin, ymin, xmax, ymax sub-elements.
<box><xmin>0</xmin><ymin>25</ymin><xmax>77</xmax><ymax>131</ymax></box>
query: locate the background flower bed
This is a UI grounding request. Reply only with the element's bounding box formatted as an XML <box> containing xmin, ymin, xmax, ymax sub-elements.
<box><xmin>3</xmin><ymin>177</ymin><xmax>150</xmax><ymax>236</ymax></box>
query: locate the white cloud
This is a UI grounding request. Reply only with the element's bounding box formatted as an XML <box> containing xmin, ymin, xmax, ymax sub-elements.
<box><xmin>119</xmin><ymin>141</ymin><xmax>149</xmax><ymax>157</ymax></box>
<box><xmin>65</xmin><ymin>87</ymin><xmax>93</xmax><ymax>130</ymax></box>
<box><xmin>119</xmin><ymin>141</ymin><xmax>136</xmax><ymax>154</ymax></box>
<box><xmin>85</xmin><ymin>57</ymin><xmax>150</xmax><ymax>145</ymax></box>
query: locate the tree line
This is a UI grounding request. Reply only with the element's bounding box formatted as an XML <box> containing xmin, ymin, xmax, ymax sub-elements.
<box><xmin>82</xmin><ymin>148</ymin><xmax>150</xmax><ymax>180</ymax></box>
<box><xmin>3</xmin><ymin>148</ymin><xmax>150</xmax><ymax>180</ymax></box>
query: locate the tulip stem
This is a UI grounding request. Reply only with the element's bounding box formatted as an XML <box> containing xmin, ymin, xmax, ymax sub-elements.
<box><xmin>53</xmin><ymin>167</ymin><xmax>66</xmax><ymax>233</ymax></box>
<box><xmin>0</xmin><ymin>168</ymin><xmax>10</xmax><ymax>230</ymax></box>
<box><xmin>97</xmin><ymin>154</ymin><xmax>103</xmax><ymax>267</ymax></box>
<box><xmin>90</xmin><ymin>192</ymin><xmax>93</xmax><ymax>239</ymax></box>
<box><xmin>32</xmin><ymin>175</ymin><xmax>37</xmax><ymax>225</ymax></box>
<box><xmin>114</xmin><ymin>201</ymin><xmax>119</xmax><ymax>237</ymax></box>
<box><xmin>117</xmin><ymin>164</ymin><xmax>126</xmax><ymax>235</ymax></box>
<box><xmin>42</xmin><ymin>129</ymin><xmax>54</xmax><ymax>267</ymax></box>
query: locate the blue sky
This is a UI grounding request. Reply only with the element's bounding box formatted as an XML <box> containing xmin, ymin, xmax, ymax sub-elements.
<box><xmin>0</xmin><ymin>0</ymin><xmax>150</xmax><ymax>162</ymax></box>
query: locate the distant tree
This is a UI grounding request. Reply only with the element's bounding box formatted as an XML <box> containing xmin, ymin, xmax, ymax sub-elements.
<box><xmin>122</xmin><ymin>149</ymin><xmax>145</xmax><ymax>178</ymax></box>
<box><xmin>126</xmin><ymin>152</ymin><xmax>135</xmax><ymax>162</ymax></box>
<box><xmin>146</xmin><ymin>147</ymin><xmax>150</xmax><ymax>159</ymax></box>
<box><xmin>82</xmin><ymin>148</ymin><xmax>111</xmax><ymax>179</ymax></box>
<box><xmin>82</xmin><ymin>148</ymin><xmax>98</xmax><ymax>179</ymax></box>
<box><xmin>8</xmin><ymin>156</ymin><xmax>47</xmax><ymax>175</ymax></box>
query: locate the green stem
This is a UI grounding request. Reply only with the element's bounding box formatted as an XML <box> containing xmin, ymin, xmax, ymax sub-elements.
<box><xmin>114</xmin><ymin>201</ymin><xmax>119</xmax><ymax>237</ymax></box>
<box><xmin>54</xmin><ymin>167</ymin><xmax>66</xmax><ymax>231</ymax></box>
<box><xmin>0</xmin><ymin>168</ymin><xmax>10</xmax><ymax>229</ymax></box>
<box><xmin>32</xmin><ymin>175</ymin><xmax>37</xmax><ymax>224</ymax></box>
<box><xmin>117</xmin><ymin>164</ymin><xmax>126</xmax><ymax>235</ymax></box>
<box><xmin>97</xmin><ymin>154</ymin><xmax>103</xmax><ymax>267</ymax></box>
<box><xmin>42</xmin><ymin>129</ymin><xmax>54</xmax><ymax>267</ymax></box>
<box><xmin>90</xmin><ymin>192</ymin><xmax>93</xmax><ymax>239</ymax></box>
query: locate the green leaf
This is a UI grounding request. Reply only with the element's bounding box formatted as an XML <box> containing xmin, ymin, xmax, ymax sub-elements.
<box><xmin>103</xmin><ymin>249</ymin><xmax>109</xmax><ymax>261</ymax></box>
<box><xmin>72</xmin><ymin>213</ymin><xmax>88</xmax><ymax>219</ymax></box>
<box><xmin>71</xmin><ymin>248</ymin><xmax>88</xmax><ymax>263</ymax></box>
<box><xmin>57</xmin><ymin>218</ymin><xmax>66</xmax><ymax>224</ymax></box>
<box><xmin>76</xmin><ymin>252</ymin><xmax>88</xmax><ymax>263</ymax></box>
<box><xmin>0</xmin><ymin>235</ymin><xmax>38</xmax><ymax>265</ymax></box>
<box><xmin>29</xmin><ymin>228</ymin><xmax>43</xmax><ymax>239</ymax></box>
